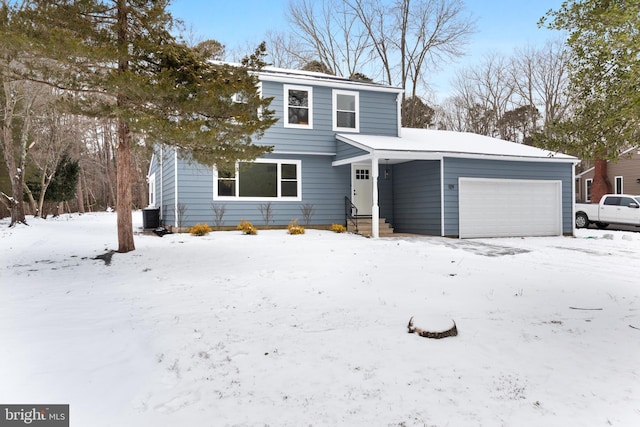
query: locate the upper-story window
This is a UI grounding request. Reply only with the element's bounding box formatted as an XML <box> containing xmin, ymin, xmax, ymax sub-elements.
<box><xmin>284</xmin><ymin>85</ymin><xmax>313</xmax><ymax>129</ymax></box>
<box><xmin>333</xmin><ymin>90</ymin><xmax>359</xmax><ymax>132</ymax></box>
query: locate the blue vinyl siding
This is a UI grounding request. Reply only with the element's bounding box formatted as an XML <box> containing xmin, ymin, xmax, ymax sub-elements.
<box><xmin>391</xmin><ymin>161</ymin><xmax>442</xmax><ymax>234</ymax></box>
<box><xmin>378</xmin><ymin>164</ymin><xmax>394</xmax><ymax>224</ymax></box>
<box><xmin>261</xmin><ymin>81</ymin><xmax>399</xmax><ymax>154</ymax></box>
<box><xmin>360</xmin><ymin>91</ymin><xmax>398</xmax><ymax>136</ymax></box>
<box><xmin>335</xmin><ymin>141</ymin><xmax>369</xmax><ymax>162</ymax></box>
<box><xmin>442</xmin><ymin>157</ymin><xmax>573</xmax><ymax>236</ymax></box>
<box><xmin>170</xmin><ymin>153</ymin><xmax>350</xmax><ymax>227</ymax></box>
<box><xmin>262</xmin><ymin>81</ymin><xmax>341</xmax><ymax>154</ymax></box>
<box><xmin>175</xmin><ymin>159</ymin><xmax>213</xmax><ymax>226</ymax></box>
<box><xmin>159</xmin><ymin>146</ymin><xmax>176</xmax><ymax>225</ymax></box>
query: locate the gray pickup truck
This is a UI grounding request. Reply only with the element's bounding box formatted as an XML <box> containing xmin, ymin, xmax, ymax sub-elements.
<box><xmin>575</xmin><ymin>194</ymin><xmax>640</xmax><ymax>229</ymax></box>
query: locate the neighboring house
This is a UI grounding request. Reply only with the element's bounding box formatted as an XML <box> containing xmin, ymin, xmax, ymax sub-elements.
<box><xmin>575</xmin><ymin>146</ymin><xmax>640</xmax><ymax>203</ymax></box>
<box><xmin>148</xmin><ymin>66</ymin><xmax>577</xmax><ymax>238</ymax></box>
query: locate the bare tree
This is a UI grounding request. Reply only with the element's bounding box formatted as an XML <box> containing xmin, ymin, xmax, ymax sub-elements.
<box><xmin>25</xmin><ymin>94</ymin><xmax>83</xmax><ymax>217</ymax></box>
<box><xmin>346</xmin><ymin>0</ymin><xmax>475</xmax><ymax>95</ymax></box>
<box><xmin>448</xmin><ymin>53</ymin><xmax>515</xmax><ymax>137</ymax></box>
<box><xmin>287</xmin><ymin>0</ymin><xmax>371</xmax><ymax>77</ymax></box>
<box><xmin>510</xmin><ymin>39</ymin><xmax>570</xmax><ymax>131</ymax></box>
<box><xmin>1</xmin><ymin>79</ymin><xmax>45</xmax><ymax>226</ymax></box>
<box><xmin>264</xmin><ymin>30</ymin><xmax>314</xmax><ymax>70</ymax></box>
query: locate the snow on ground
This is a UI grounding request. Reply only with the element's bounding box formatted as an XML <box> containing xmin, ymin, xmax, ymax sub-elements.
<box><xmin>1</xmin><ymin>211</ymin><xmax>639</xmax><ymax>427</ymax></box>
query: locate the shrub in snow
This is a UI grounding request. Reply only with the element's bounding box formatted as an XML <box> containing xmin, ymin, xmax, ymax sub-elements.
<box><xmin>189</xmin><ymin>223</ymin><xmax>212</xmax><ymax>236</ymax></box>
<box><xmin>287</xmin><ymin>219</ymin><xmax>305</xmax><ymax>235</ymax></box>
<box><xmin>331</xmin><ymin>224</ymin><xmax>346</xmax><ymax>233</ymax></box>
<box><xmin>237</xmin><ymin>220</ymin><xmax>257</xmax><ymax>235</ymax></box>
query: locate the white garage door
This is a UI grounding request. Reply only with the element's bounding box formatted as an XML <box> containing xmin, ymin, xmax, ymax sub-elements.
<box><xmin>458</xmin><ymin>178</ymin><xmax>562</xmax><ymax>238</ymax></box>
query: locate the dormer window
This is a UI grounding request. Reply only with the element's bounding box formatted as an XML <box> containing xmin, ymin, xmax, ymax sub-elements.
<box><xmin>333</xmin><ymin>90</ymin><xmax>359</xmax><ymax>132</ymax></box>
<box><xmin>284</xmin><ymin>85</ymin><xmax>313</xmax><ymax>129</ymax></box>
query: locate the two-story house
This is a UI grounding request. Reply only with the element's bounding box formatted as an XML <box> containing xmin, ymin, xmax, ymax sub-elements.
<box><xmin>148</xmin><ymin>66</ymin><xmax>577</xmax><ymax>238</ymax></box>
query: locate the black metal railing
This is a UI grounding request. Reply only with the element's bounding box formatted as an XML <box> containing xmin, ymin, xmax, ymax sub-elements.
<box><xmin>344</xmin><ymin>196</ymin><xmax>359</xmax><ymax>233</ymax></box>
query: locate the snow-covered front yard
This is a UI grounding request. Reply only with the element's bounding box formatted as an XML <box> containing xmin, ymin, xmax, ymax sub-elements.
<box><xmin>1</xmin><ymin>211</ymin><xmax>639</xmax><ymax>426</ymax></box>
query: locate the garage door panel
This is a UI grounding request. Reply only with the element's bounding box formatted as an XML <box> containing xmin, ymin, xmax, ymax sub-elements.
<box><xmin>459</xmin><ymin>178</ymin><xmax>562</xmax><ymax>238</ymax></box>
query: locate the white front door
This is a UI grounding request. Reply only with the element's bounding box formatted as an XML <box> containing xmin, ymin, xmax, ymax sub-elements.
<box><xmin>352</xmin><ymin>164</ymin><xmax>372</xmax><ymax>216</ymax></box>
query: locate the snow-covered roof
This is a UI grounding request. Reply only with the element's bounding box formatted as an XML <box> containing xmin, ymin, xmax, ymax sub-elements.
<box><xmin>258</xmin><ymin>66</ymin><xmax>404</xmax><ymax>93</ymax></box>
<box><xmin>337</xmin><ymin>128</ymin><xmax>577</xmax><ymax>163</ymax></box>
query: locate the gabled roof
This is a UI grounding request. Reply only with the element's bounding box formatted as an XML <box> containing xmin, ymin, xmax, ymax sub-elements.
<box><xmin>336</xmin><ymin>128</ymin><xmax>577</xmax><ymax>164</ymax></box>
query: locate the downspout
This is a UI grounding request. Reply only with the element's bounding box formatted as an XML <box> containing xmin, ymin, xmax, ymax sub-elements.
<box><xmin>396</xmin><ymin>93</ymin><xmax>403</xmax><ymax>137</ymax></box>
<box><xmin>440</xmin><ymin>157</ymin><xmax>445</xmax><ymax>237</ymax></box>
<box><xmin>372</xmin><ymin>155</ymin><xmax>380</xmax><ymax>239</ymax></box>
<box><xmin>159</xmin><ymin>145</ymin><xmax>163</xmax><ymax>221</ymax></box>
<box><xmin>174</xmin><ymin>148</ymin><xmax>179</xmax><ymax>228</ymax></box>
<box><xmin>572</xmin><ymin>161</ymin><xmax>577</xmax><ymax>236</ymax></box>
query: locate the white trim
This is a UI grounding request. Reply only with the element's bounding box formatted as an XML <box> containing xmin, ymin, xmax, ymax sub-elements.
<box><xmin>273</xmin><ymin>150</ymin><xmax>335</xmax><ymax>156</ymax></box>
<box><xmin>572</xmin><ymin>162</ymin><xmax>576</xmax><ymax>235</ymax></box>
<box><xmin>615</xmin><ymin>175</ymin><xmax>624</xmax><ymax>194</ymax></box>
<box><xmin>148</xmin><ymin>173</ymin><xmax>156</xmax><ymax>207</ymax></box>
<box><xmin>213</xmin><ymin>158</ymin><xmax>302</xmax><ymax>202</ymax></box>
<box><xmin>372</xmin><ymin>156</ymin><xmax>380</xmax><ymax>238</ymax></box>
<box><xmin>397</xmin><ymin>93</ymin><xmax>403</xmax><ymax>137</ymax></box>
<box><xmin>260</xmin><ymin>72</ymin><xmax>404</xmax><ymax>94</ymax></box>
<box><xmin>333</xmin><ymin>153</ymin><xmax>373</xmax><ymax>167</ymax></box>
<box><xmin>283</xmin><ymin>84</ymin><xmax>313</xmax><ymax>129</ymax></box>
<box><xmin>147</xmin><ymin>152</ymin><xmax>156</xmax><ymax>177</ymax></box>
<box><xmin>440</xmin><ymin>158</ymin><xmax>445</xmax><ymax>237</ymax></box>
<box><xmin>174</xmin><ymin>149</ymin><xmax>179</xmax><ymax>228</ymax></box>
<box><xmin>332</xmin><ymin>90</ymin><xmax>360</xmax><ymax>133</ymax></box>
<box><xmin>585</xmin><ymin>178</ymin><xmax>593</xmax><ymax>202</ymax></box>
<box><xmin>159</xmin><ymin>146</ymin><xmax>163</xmax><ymax>219</ymax></box>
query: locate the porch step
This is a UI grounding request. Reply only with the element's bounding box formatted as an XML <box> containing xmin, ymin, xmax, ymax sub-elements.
<box><xmin>348</xmin><ymin>218</ymin><xmax>395</xmax><ymax>237</ymax></box>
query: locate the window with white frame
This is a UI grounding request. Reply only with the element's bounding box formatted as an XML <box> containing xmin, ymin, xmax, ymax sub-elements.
<box><xmin>586</xmin><ymin>178</ymin><xmax>593</xmax><ymax>202</ymax></box>
<box><xmin>333</xmin><ymin>90</ymin><xmax>359</xmax><ymax>132</ymax></box>
<box><xmin>148</xmin><ymin>173</ymin><xmax>156</xmax><ymax>207</ymax></box>
<box><xmin>214</xmin><ymin>159</ymin><xmax>302</xmax><ymax>200</ymax></box>
<box><xmin>615</xmin><ymin>176</ymin><xmax>623</xmax><ymax>194</ymax></box>
<box><xmin>284</xmin><ymin>85</ymin><xmax>312</xmax><ymax>128</ymax></box>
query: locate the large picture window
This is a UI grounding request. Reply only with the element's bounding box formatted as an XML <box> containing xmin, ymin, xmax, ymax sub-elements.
<box><xmin>333</xmin><ymin>90</ymin><xmax>359</xmax><ymax>132</ymax></box>
<box><xmin>284</xmin><ymin>85</ymin><xmax>313</xmax><ymax>128</ymax></box>
<box><xmin>214</xmin><ymin>159</ymin><xmax>302</xmax><ymax>201</ymax></box>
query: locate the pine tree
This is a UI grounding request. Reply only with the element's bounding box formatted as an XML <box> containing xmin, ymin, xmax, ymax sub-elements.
<box><xmin>2</xmin><ymin>0</ymin><xmax>275</xmax><ymax>251</ymax></box>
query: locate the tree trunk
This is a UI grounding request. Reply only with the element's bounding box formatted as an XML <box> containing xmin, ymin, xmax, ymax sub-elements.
<box><xmin>1</xmin><ymin>82</ymin><xmax>27</xmax><ymax>227</ymax></box>
<box><xmin>116</xmin><ymin>118</ymin><xmax>135</xmax><ymax>252</ymax></box>
<box><xmin>591</xmin><ymin>159</ymin><xmax>611</xmax><ymax>203</ymax></box>
<box><xmin>76</xmin><ymin>173</ymin><xmax>85</xmax><ymax>213</ymax></box>
<box><xmin>115</xmin><ymin>0</ymin><xmax>135</xmax><ymax>253</ymax></box>
<box><xmin>7</xmin><ymin>165</ymin><xmax>27</xmax><ymax>226</ymax></box>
